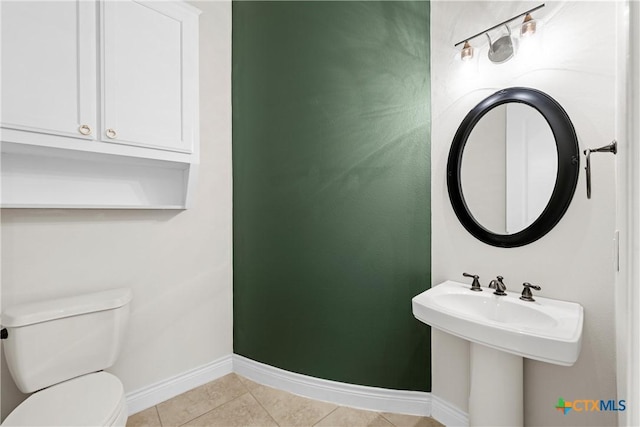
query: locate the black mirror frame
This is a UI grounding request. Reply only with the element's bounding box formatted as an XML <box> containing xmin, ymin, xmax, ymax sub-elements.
<box><xmin>447</xmin><ymin>87</ymin><xmax>580</xmax><ymax>248</ymax></box>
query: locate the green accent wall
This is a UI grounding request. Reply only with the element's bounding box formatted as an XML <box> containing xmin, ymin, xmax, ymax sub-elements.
<box><xmin>233</xmin><ymin>1</ymin><xmax>431</xmax><ymax>391</ymax></box>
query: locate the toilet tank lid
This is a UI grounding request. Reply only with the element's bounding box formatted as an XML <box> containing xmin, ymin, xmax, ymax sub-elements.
<box><xmin>1</xmin><ymin>288</ymin><xmax>132</xmax><ymax>327</ymax></box>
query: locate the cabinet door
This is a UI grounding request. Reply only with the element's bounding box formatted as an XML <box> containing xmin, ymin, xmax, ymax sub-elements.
<box><xmin>102</xmin><ymin>0</ymin><xmax>197</xmax><ymax>153</ymax></box>
<box><xmin>1</xmin><ymin>1</ymin><xmax>97</xmax><ymax>140</ymax></box>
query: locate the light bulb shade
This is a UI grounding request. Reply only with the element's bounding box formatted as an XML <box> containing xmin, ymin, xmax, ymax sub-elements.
<box><xmin>520</xmin><ymin>13</ymin><xmax>537</xmax><ymax>37</ymax></box>
<box><xmin>461</xmin><ymin>41</ymin><xmax>474</xmax><ymax>61</ymax></box>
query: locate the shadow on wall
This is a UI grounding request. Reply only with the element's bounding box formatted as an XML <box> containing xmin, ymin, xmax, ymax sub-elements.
<box><xmin>1</xmin><ymin>208</ymin><xmax>180</xmax><ymax>224</ymax></box>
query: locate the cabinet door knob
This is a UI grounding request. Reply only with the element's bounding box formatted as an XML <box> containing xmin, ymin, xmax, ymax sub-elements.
<box><xmin>78</xmin><ymin>124</ymin><xmax>92</xmax><ymax>135</ymax></box>
<box><xmin>105</xmin><ymin>128</ymin><xmax>117</xmax><ymax>139</ymax></box>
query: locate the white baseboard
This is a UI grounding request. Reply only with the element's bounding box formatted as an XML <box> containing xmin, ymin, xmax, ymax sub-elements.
<box><xmin>233</xmin><ymin>354</ymin><xmax>432</xmax><ymax>417</ymax></box>
<box><xmin>125</xmin><ymin>353</ymin><xmax>469</xmax><ymax>427</ymax></box>
<box><xmin>431</xmin><ymin>394</ymin><xmax>469</xmax><ymax>427</ymax></box>
<box><xmin>125</xmin><ymin>354</ymin><xmax>233</xmax><ymax>415</ymax></box>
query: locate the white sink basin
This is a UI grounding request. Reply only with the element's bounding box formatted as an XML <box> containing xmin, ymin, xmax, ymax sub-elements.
<box><xmin>412</xmin><ymin>280</ymin><xmax>583</xmax><ymax>366</ymax></box>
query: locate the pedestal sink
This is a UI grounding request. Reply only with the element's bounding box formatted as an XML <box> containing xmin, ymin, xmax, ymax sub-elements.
<box><xmin>412</xmin><ymin>280</ymin><xmax>584</xmax><ymax>426</ymax></box>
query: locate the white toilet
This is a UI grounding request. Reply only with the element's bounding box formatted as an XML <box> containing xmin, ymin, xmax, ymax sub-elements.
<box><xmin>1</xmin><ymin>288</ymin><xmax>132</xmax><ymax>426</ymax></box>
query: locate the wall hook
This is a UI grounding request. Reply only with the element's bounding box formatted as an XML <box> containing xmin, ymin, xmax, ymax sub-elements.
<box><xmin>584</xmin><ymin>140</ymin><xmax>617</xmax><ymax>199</ymax></box>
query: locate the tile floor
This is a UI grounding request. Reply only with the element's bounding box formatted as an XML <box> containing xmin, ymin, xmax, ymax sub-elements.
<box><xmin>126</xmin><ymin>374</ymin><xmax>444</xmax><ymax>427</ymax></box>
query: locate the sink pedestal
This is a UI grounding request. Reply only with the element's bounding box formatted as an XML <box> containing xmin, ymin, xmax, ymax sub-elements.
<box><xmin>469</xmin><ymin>343</ymin><xmax>523</xmax><ymax>427</ymax></box>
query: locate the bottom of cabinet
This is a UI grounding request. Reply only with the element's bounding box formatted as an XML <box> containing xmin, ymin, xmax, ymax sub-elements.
<box><xmin>1</xmin><ymin>142</ymin><xmax>197</xmax><ymax>209</ymax></box>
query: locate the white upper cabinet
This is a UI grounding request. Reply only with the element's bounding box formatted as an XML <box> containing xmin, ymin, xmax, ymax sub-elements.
<box><xmin>102</xmin><ymin>1</ymin><xmax>198</xmax><ymax>153</ymax></box>
<box><xmin>1</xmin><ymin>1</ymin><xmax>97</xmax><ymax>140</ymax></box>
<box><xmin>1</xmin><ymin>0</ymin><xmax>198</xmax><ymax>157</ymax></box>
<box><xmin>0</xmin><ymin>1</ymin><xmax>201</xmax><ymax>208</ymax></box>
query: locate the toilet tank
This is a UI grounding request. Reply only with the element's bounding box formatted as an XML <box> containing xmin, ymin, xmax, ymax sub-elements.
<box><xmin>1</xmin><ymin>288</ymin><xmax>132</xmax><ymax>393</ymax></box>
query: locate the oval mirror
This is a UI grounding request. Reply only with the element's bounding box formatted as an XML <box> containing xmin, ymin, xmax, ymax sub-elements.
<box><xmin>447</xmin><ymin>87</ymin><xmax>580</xmax><ymax>247</ymax></box>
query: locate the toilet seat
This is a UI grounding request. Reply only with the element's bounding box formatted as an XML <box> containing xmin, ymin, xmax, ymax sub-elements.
<box><xmin>2</xmin><ymin>372</ymin><xmax>127</xmax><ymax>427</ymax></box>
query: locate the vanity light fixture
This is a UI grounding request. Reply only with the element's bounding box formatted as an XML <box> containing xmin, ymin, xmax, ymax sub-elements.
<box><xmin>454</xmin><ymin>3</ymin><xmax>545</xmax><ymax>63</ymax></box>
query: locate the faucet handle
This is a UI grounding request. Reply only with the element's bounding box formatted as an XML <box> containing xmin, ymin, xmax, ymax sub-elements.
<box><xmin>462</xmin><ymin>272</ymin><xmax>482</xmax><ymax>292</ymax></box>
<box><xmin>520</xmin><ymin>282</ymin><xmax>541</xmax><ymax>302</ymax></box>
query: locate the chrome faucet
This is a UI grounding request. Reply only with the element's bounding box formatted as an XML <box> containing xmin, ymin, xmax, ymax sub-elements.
<box><xmin>488</xmin><ymin>276</ymin><xmax>507</xmax><ymax>296</ymax></box>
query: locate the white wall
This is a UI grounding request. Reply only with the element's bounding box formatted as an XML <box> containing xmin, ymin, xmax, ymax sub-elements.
<box><xmin>0</xmin><ymin>1</ymin><xmax>232</xmax><ymax>420</ymax></box>
<box><xmin>431</xmin><ymin>2</ymin><xmax>619</xmax><ymax>426</ymax></box>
